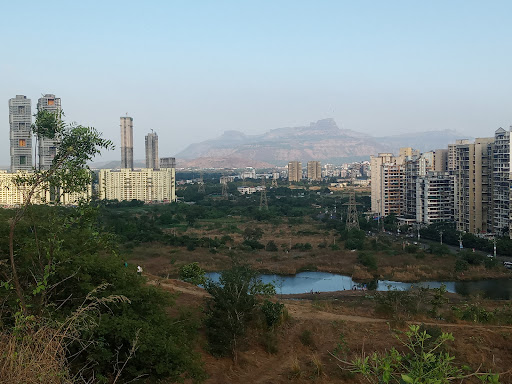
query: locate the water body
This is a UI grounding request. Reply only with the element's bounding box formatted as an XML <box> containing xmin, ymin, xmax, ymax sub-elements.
<box><xmin>206</xmin><ymin>271</ymin><xmax>512</xmax><ymax>300</ymax></box>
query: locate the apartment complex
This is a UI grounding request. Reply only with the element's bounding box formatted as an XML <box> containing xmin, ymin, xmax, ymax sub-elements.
<box><xmin>145</xmin><ymin>131</ymin><xmax>159</xmax><ymax>169</ymax></box>
<box><xmin>454</xmin><ymin>138</ymin><xmax>494</xmax><ymax>233</ymax></box>
<box><xmin>0</xmin><ymin>170</ymin><xmax>91</xmax><ymax>206</ymax></box>
<box><xmin>371</xmin><ymin>128</ymin><xmax>512</xmax><ymax>236</ymax></box>
<box><xmin>370</xmin><ymin>152</ymin><xmax>406</xmax><ymax>216</ymax></box>
<box><xmin>9</xmin><ymin>95</ymin><xmax>33</xmax><ymax>172</ymax></box>
<box><xmin>492</xmin><ymin>128</ymin><xmax>510</xmax><ymax>235</ymax></box>
<box><xmin>288</xmin><ymin>161</ymin><xmax>302</xmax><ymax>182</ymax></box>
<box><xmin>307</xmin><ymin>161</ymin><xmax>321</xmax><ymax>181</ymax></box>
<box><xmin>416</xmin><ymin>172</ymin><xmax>454</xmax><ymax>224</ymax></box>
<box><xmin>37</xmin><ymin>94</ymin><xmax>62</xmax><ymax>170</ymax></box>
<box><xmin>98</xmin><ymin>168</ymin><xmax>176</xmax><ymax>202</ymax></box>
<box><xmin>120</xmin><ymin>116</ymin><xmax>134</xmax><ymax>169</ymax></box>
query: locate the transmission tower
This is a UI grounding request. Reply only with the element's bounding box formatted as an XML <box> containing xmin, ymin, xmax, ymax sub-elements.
<box><xmin>344</xmin><ymin>190</ymin><xmax>360</xmax><ymax>230</ymax></box>
<box><xmin>259</xmin><ymin>176</ymin><xmax>268</xmax><ymax>210</ymax></box>
<box><xmin>198</xmin><ymin>171</ymin><xmax>206</xmax><ymax>194</ymax></box>
<box><xmin>271</xmin><ymin>178</ymin><xmax>278</xmax><ymax>188</ymax></box>
<box><xmin>221</xmin><ymin>177</ymin><xmax>229</xmax><ymax>200</ymax></box>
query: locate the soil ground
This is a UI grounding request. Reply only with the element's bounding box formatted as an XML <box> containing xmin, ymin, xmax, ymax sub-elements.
<box><xmin>150</xmin><ymin>276</ymin><xmax>512</xmax><ymax>384</ymax></box>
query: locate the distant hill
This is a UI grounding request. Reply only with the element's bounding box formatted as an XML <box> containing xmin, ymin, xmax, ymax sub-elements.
<box><xmin>176</xmin><ymin>118</ymin><xmax>471</xmax><ymax>166</ymax></box>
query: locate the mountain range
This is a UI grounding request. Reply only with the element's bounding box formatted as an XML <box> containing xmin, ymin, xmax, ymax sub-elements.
<box><xmin>175</xmin><ymin>118</ymin><xmax>472</xmax><ymax>167</ymax></box>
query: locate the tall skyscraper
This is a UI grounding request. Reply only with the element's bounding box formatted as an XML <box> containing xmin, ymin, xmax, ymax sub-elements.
<box><xmin>145</xmin><ymin>131</ymin><xmax>159</xmax><ymax>169</ymax></box>
<box><xmin>37</xmin><ymin>94</ymin><xmax>62</xmax><ymax>170</ymax></box>
<box><xmin>9</xmin><ymin>95</ymin><xmax>32</xmax><ymax>172</ymax></box>
<box><xmin>120</xmin><ymin>116</ymin><xmax>133</xmax><ymax>169</ymax></box>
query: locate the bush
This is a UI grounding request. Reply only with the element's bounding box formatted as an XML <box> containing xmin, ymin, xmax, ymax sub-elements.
<box><xmin>265</xmin><ymin>240</ymin><xmax>279</xmax><ymax>252</ymax></box>
<box><xmin>243</xmin><ymin>239</ymin><xmax>265</xmax><ymax>250</ymax></box>
<box><xmin>357</xmin><ymin>252</ymin><xmax>378</xmax><ymax>270</ymax></box>
<box><xmin>261</xmin><ymin>300</ymin><xmax>285</xmax><ymax>328</ymax></box>
<box><xmin>179</xmin><ymin>262</ymin><xmax>206</xmax><ymax>285</ymax></box>
<box><xmin>299</xmin><ymin>329</ymin><xmax>314</xmax><ymax>347</ymax></box>
<box><xmin>404</xmin><ymin>244</ymin><xmax>418</xmax><ymax>254</ymax></box>
<box><xmin>454</xmin><ymin>258</ymin><xmax>469</xmax><ymax>272</ymax></box>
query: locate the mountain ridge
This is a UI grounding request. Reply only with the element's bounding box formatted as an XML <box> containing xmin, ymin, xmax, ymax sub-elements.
<box><xmin>176</xmin><ymin>118</ymin><xmax>471</xmax><ymax>166</ymax></box>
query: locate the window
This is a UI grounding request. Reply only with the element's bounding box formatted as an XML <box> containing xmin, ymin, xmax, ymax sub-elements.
<box><xmin>19</xmin><ymin>156</ymin><xmax>26</xmax><ymax>165</ymax></box>
<box><xmin>19</xmin><ymin>139</ymin><xmax>26</xmax><ymax>147</ymax></box>
<box><xmin>18</xmin><ymin>106</ymin><xmax>25</xmax><ymax>114</ymax></box>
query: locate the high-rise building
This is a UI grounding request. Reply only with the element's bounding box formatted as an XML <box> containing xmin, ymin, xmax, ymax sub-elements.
<box><xmin>160</xmin><ymin>157</ymin><xmax>176</xmax><ymax>169</ymax></box>
<box><xmin>307</xmin><ymin>161</ymin><xmax>321</xmax><ymax>181</ymax></box>
<box><xmin>37</xmin><ymin>94</ymin><xmax>61</xmax><ymax>170</ymax></box>
<box><xmin>416</xmin><ymin>171</ymin><xmax>454</xmax><ymax>224</ymax></box>
<box><xmin>0</xmin><ymin>170</ymin><xmax>91</xmax><ymax>206</ymax></box>
<box><xmin>98</xmin><ymin>168</ymin><xmax>175</xmax><ymax>202</ymax></box>
<box><xmin>448</xmin><ymin>139</ymin><xmax>470</xmax><ymax>171</ymax></box>
<box><xmin>455</xmin><ymin>137</ymin><xmax>494</xmax><ymax>233</ymax></box>
<box><xmin>9</xmin><ymin>95</ymin><xmax>32</xmax><ymax>172</ymax></box>
<box><xmin>492</xmin><ymin>127</ymin><xmax>511</xmax><ymax>235</ymax></box>
<box><xmin>120</xmin><ymin>116</ymin><xmax>133</xmax><ymax>169</ymax></box>
<box><xmin>371</xmin><ymin>153</ymin><xmax>407</xmax><ymax>216</ymax></box>
<box><xmin>433</xmin><ymin>149</ymin><xmax>448</xmax><ymax>172</ymax></box>
<box><xmin>288</xmin><ymin>161</ymin><xmax>302</xmax><ymax>182</ymax></box>
<box><xmin>145</xmin><ymin>131</ymin><xmax>159</xmax><ymax>169</ymax></box>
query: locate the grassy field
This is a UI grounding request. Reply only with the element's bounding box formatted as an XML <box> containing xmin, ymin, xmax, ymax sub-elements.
<box><xmin>127</xmin><ymin>216</ymin><xmax>511</xmax><ymax>283</ymax></box>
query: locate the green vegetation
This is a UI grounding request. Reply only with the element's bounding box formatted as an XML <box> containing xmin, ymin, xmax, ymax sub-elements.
<box><xmin>335</xmin><ymin>325</ymin><xmax>500</xmax><ymax>384</ymax></box>
<box><xmin>203</xmin><ymin>262</ymin><xmax>275</xmax><ymax>359</ymax></box>
<box><xmin>0</xmin><ymin>112</ymin><xmax>204</xmax><ymax>383</ymax></box>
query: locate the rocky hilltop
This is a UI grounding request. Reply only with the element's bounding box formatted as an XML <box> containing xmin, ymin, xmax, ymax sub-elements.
<box><xmin>176</xmin><ymin>118</ymin><xmax>470</xmax><ymax>166</ymax></box>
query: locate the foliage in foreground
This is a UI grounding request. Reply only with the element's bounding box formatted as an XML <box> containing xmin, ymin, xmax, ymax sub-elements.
<box><xmin>203</xmin><ymin>263</ymin><xmax>275</xmax><ymax>359</ymax></box>
<box><xmin>333</xmin><ymin>325</ymin><xmax>501</xmax><ymax>383</ymax></box>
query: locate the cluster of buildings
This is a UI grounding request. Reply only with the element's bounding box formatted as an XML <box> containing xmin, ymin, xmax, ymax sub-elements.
<box><xmin>98</xmin><ymin>116</ymin><xmax>176</xmax><ymax>203</ymax></box>
<box><xmin>371</xmin><ymin>129</ymin><xmax>512</xmax><ymax>237</ymax></box>
<box><xmin>287</xmin><ymin>160</ymin><xmax>370</xmax><ymax>183</ymax></box>
<box><xmin>287</xmin><ymin>161</ymin><xmax>322</xmax><ymax>182</ymax></box>
<box><xmin>3</xmin><ymin>94</ymin><xmax>176</xmax><ymax>206</ymax></box>
<box><xmin>2</xmin><ymin>94</ymin><xmax>91</xmax><ymax>205</ymax></box>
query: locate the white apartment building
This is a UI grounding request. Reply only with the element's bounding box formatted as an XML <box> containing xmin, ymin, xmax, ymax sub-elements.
<box><xmin>98</xmin><ymin>168</ymin><xmax>175</xmax><ymax>203</ymax></box>
<box><xmin>0</xmin><ymin>170</ymin><xmax>91</xmax><ymax>206</ymax></box>
<box><xmin>415</xmin><ymin>172</ymin><xmax>454</xmax><ymax>224</ymax></box>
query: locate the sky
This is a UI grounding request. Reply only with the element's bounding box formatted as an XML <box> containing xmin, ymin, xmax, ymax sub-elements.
<box><xmin>2</xmin><ymin>0</ymin><xmax>512</xmax><ymax>164</ymax></box>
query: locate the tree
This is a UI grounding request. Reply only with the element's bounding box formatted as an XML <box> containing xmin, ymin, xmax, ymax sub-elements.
<box><xmin>179</xmin><ymin>262</ymin><xmax>206</xmax><ymax>285</ymax></box>
<box><xmin>204</xmin><ymin>264</ymin><xmax>274</xmax><ymax>359</ymax></box>
<box><xmin>7</xmin><ymin>109</ymin><xmax>113</xmax><ymax>313</ymax></box>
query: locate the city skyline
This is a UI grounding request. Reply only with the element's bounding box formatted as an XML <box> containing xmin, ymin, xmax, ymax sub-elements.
<box><xmin>2</xmin><ymin>1</ymin><xmax>512</xmax><ymax>166</ymax></box>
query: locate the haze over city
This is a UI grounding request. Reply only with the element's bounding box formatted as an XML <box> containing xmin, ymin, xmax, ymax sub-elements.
<box><xmin>2</xmin><ymin>0</ymin><xmax>512</xmax><ymax>164</ymax></box>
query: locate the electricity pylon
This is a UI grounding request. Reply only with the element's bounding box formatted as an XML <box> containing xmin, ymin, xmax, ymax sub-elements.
<box><xmin>198</xmin><ymin>171</ymin><xmax>206</xmax><ymax>194</ymax></box>
<box><xmin>271</xmin><ymin>178</ymin><xmax>278</xmax><ymax>188</ymax></box>
<box><xmin>344</xmin><ymin>190</ymin><xmax>360</xmax><ymax>230</ymax></box>
<box><xmin>221</xmin><ymin>178</ymin><xmax>229</xmax><ymax>200</ymax></box>
<box><xmin>259</xmin><ymin>176</ymin><xmax>268</xmax><ymax>210</ymax></box>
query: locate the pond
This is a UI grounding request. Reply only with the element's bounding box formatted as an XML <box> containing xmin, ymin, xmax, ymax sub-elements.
<box><xmin>206</xmin><ymin>271</ymin><xmax>512</xmax><ymax>300</ymax></box>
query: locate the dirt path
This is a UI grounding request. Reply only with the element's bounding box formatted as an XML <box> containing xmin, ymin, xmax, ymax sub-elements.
<box><xmin>150</xmin><ymin>276</ymin><xmax>512</xmax><ymax>330</ymax></box>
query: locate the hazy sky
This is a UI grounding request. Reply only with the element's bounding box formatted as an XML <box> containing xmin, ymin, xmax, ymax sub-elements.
<box><xmin>2</xmin><ymin>0</ymin><xmax>512</xmax><ymax>164</ymax></box>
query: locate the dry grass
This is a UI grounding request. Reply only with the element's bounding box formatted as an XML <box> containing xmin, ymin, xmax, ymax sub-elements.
<box><xmin>0</xmin><ymin>326</ymin><xmax>71</xmax><ymax>384</ymax></box>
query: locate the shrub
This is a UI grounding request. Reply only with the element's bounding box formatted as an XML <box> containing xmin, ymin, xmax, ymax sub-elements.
<box><xmin>204</xmin><ymin>264</ymin><xmax>275</xmax><ymax>358</ymax></box>
<box><xmin>265</xmin><ymin>240</ymin><xmax>279</xmax><ymax>252</ymax></box>
<box><xmin>299</xmin><ymin>329</ymin><xmax>314</xmax><ymax>347</ymax></box>
<box><xmin>334</xmin><ymin>325</ymin><xmax>500</xmax><ymax>383</ymax></box>
<box><xmin>261</xmin><ymin>300</ymin><xmax>285</xmax><ymax>328</ymax></box>
<box><xmin>357</xmin><ymin>252</ymin><xmax>378</xmax><ymax>270</ymax></box>
<box><xmin>179</xmin><ymin>262</ymin><xmax>206</xmax><ymax>285</ymax></box>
